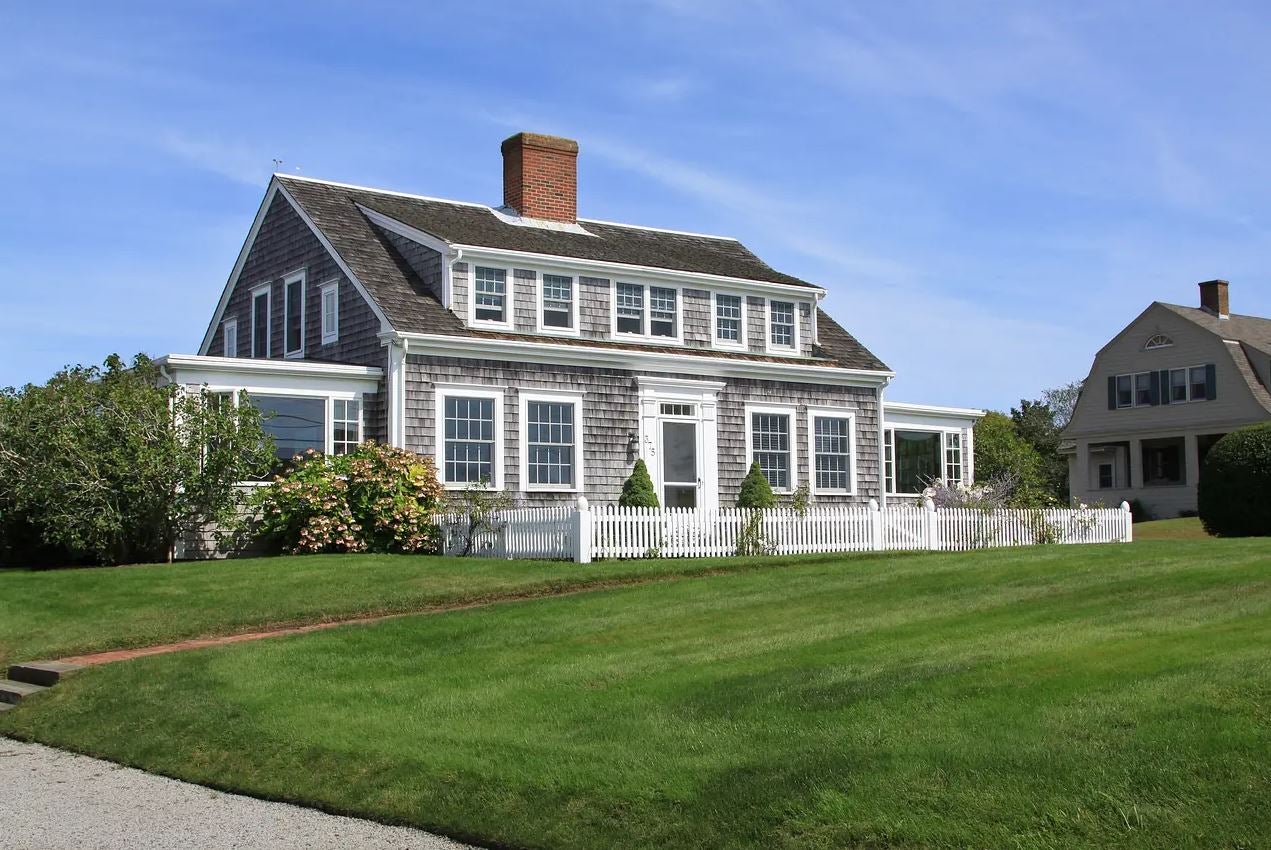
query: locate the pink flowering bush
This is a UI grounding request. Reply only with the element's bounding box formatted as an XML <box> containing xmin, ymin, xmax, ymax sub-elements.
<box><xmin>250</xmin><ymin>441</ymin><xmax>444</xmax><ymax>555</ymax></box>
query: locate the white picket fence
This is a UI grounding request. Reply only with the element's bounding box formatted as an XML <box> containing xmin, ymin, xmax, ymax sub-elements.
<box><xmin>437</xmin><ymin>499</ymin><xmax>1133</xmax><ymax>562</ymax></box>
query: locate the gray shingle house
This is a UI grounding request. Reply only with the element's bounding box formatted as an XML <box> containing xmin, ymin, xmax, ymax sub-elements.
<box><xmin>160</xmin><ymin>133</ymin><xmax>981</xmax><ymax>508</ymax></box>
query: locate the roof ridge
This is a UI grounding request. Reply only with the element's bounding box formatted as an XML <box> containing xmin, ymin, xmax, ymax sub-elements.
<box><xmin>1160</xmin><ymin>300</ymin><xmax>1271</xmax><ymax>323</ymax></box>
<box><xmin>275</xmin><ymin>173</ymin><xmax>742</xmax><ymax>242</ymax></box>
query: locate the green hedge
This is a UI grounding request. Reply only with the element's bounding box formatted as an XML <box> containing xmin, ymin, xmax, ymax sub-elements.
<box><xmin>1198</xmin><ymin>423</ymin><xmax>1271</xmax><ymax>537</ymax></box>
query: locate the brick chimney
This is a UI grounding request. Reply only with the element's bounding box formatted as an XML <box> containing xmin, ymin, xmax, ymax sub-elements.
<box><xmin>1198</xmin><ymin>279</ymin><xmax>1230</xmax><ymax>319</ymax></box>
<box><xmin>501</xmin><ymin>132</ymin><xmax>579</xmax><ymax>222</ymax></box>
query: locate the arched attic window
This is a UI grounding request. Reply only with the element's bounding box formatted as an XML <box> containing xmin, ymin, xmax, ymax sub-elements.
<box><xmin>1144</xmin><ymin>334</ymin><xmax>1173</xmax><ymax>350</ymax></box>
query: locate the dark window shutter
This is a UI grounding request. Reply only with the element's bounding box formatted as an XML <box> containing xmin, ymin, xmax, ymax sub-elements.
<box><xmin>1158</xmin><ymin>370</ymin><xmax>1171</xmax><ymax>405</ymax></box>
<box><xmin>1107</xmin><ymin>376</ymin><xmax>1117</xmax><ymax>410</ymax></box>
<box><xmin>1205</xmin><ymin>364</ymin><xmax>1217</xmax><ymax>400</ymax></box>
<box><xmin>1148</xmin><ymin>371</ymin><xmax>1160</xmax><ymax>406</ymax></box>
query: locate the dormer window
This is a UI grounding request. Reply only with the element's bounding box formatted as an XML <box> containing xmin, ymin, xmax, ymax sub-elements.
<box><xmin>614</xmin><ymin>282</ymin><xmax>680</xmax><ymax>341</ymax></box>
<box><xmin>472</xmin><ymin>266</ymin><xmax>511</xmax><ymax>327</ymax></box>
<box><xmin>540</xmin><ymin>274</ymin><xmax>575</xmax><ymax>331</ymax></box>
<box><xmin>767</xmin><ymin>299</ymin><xmax>796</xmax><ymax>351</ymax></box>
<box><xmin>1144</xmin><ymin>334</ymin><xmax>1173</xmax><ymax>350</ymax></box>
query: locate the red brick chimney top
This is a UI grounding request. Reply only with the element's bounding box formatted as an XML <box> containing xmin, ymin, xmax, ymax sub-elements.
<box><xmin>501</xmin><ymin>132</ymin><xmax>579</xmax><ymax>223</ymax></box>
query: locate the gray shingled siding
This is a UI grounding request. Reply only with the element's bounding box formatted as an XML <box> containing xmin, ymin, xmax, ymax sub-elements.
<box><xmin>717</xmin><ymin>379</ymin><xmax>879</xmax><ymax>505</ymax></box>
<box><xmin>746</xmin><ymin>296</ymin><xmax>767</xmax><ymax>354</ymax></box>
<box><xmin>200</xmin><ymin>191</ymin><xmax>387</xmax><ymax>449</ymax></box>
<box><xmin>683</xmin><ymin>288</ymin><xmax>710</xmax><ymax>349</ymax></box>
<box><xmin>580</xmin><ymin>276</ymin><xmax>610</xmax><ymax>339</ymax></box>
<box><xmin>451</xmin><ymin>262</ymin><xmax>468</xmax><ymax>321</ymax></box>
<box><xmin>513</xmin><ymin>269</ymin><xmax>537</xmax><ymax>332</ymax></box>
<box><xmin>799</xmin><ymin>301</ymin><xmax>814</xmax><ymax>357</ymax></box>
<box><xmin>378</xmin><ymin>228</ymin><xmax>444</xmax><ymax>303</ymax></box>
<box><xmin>405</xmin><ymin>354</ymin><xmax>880</xmax><ymax>507</ymax></box>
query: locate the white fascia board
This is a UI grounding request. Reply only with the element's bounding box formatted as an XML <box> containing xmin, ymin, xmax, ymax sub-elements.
<box><xmin>884</xmin><ymin>401</ymin><xmax>985</xmax><ymax>432</ymax></box>
<box><xmin>154</xmin><ymin>353</ymin><xmax>383</xmax><ymax>395</ymax></box>
<box><xmin>391</xmin><ymin>332</ymin><xmax>892</xmax><ymax>387</ymax></box>
<box><xmin>199</xmin><ymin>182</ymin><xmax>279</xmax><ymax>355</ymax></box>
<box><xmin>884</xmin><ymin>401</ymin><xmax>987</xmax><ymax>419</ymax></box>
<box><xmin>357</xmin><ymin>205</ymin><xmax>454</xmax><ymax>255</ymax></box>
<box><xmin>450</xmin><ymin>244</ymin><xmax>828</xmax><ymax>298</ymax></box>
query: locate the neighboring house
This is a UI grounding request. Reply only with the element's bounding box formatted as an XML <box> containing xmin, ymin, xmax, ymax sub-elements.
<box><xmin>1062</xmin><ymin>280</ymin><xmax>1271</xmax><ymax>518</ymax></box>
<box><xmin>157</xmin><ymin>132</ymin><xmax>981</xmax><ymax>513</ymax></box>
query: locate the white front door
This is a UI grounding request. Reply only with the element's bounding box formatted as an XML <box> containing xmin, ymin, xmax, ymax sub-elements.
<box><xmin>660</xmin><ymin>418</ymin><xmax>699</xmax><ymax>508</ymax></box>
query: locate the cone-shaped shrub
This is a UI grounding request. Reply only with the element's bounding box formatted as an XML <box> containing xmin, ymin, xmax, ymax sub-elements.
<box><xmin>737</xmin><ymin>461</ymin><xmax>776</xmax><ymax>509</ymax></box>
<box><xmin>619</xmin><ymin>459</ymin><xmax>660</xmax><ymax>508</ymax></box>
<box><xmin>1199</xmin><ymin>423</ymin><xmax>1271</xmax><ymax>537</ymax></box>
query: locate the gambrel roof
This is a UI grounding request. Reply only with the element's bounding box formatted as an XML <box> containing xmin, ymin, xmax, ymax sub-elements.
<box><xmin>268</xmin><ymin>174</ymin><xmax>889</xmax><ymax>373</ymax></box>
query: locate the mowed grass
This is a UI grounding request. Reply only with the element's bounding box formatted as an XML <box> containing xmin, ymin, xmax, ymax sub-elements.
<box><xmin>0</xmin><ymin>551</ymin><xmax>843</xmax><ymax>666</ymax></box>
<box><xmin>4</xmin><ymin>540</ymin><xmax>1269</xmax><ymax>849</ymax></box>
<box><xmin>1134</xmin><ymin>516</ymin><xmax>1212</xmax><ymax>540</ymax></box>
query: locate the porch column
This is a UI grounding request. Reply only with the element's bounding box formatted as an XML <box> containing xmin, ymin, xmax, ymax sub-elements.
<box><xmin>1128</xmin><ymin>437</ymin><xmax>1143</xmax><ymax>490</ymax></box>
<box><xmin>1183</xmin><ymin>432</ymin><xmax>1200</xmax><ymax>490</ymax></box>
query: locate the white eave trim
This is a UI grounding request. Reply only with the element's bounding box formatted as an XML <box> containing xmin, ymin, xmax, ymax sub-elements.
<box><xmin>357</xmin><ymin>204</ymin><xmax>454</xmax><ymax>255</ymax></box>
<box><xmin>155</xmin><ymin>353</ymin><xmax>383</xmax><ymax>380</ymax></box>
<box><xmin>386</xmin><ymin>332</ymin><xmax>893</xmax><ymax>387</ymax></box>
<box><xmin>884</xmin><ymin>401</ymin><xmax>987</xmax><ymax>419</ymax></box>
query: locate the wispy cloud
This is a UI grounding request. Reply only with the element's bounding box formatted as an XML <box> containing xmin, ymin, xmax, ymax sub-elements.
<box><xmin>156</xmin><ymin>132</ymin><xmax>277</xmax><ymax>186</ymax></box>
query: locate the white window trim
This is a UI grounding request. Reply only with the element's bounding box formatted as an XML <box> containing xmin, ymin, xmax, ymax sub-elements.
<box><xmin>764</xmin><ymin>297</ymin><xmax>801</xmax><ymax>355</ymax></box>
<box><xmin>1144</xmin><ymin>334</ymin><xmax>1173</xmax><ymax>350</ymax></box>
<box><xmin>806</xmin><ymin>408</ymin><xmax>857</xmax><ymax>496</ymax></box>
<box><xmin>743</xmin><ymin>403</ymin><xmax>798</xmax><ymax>494</ymax></box>
<box><xmin>222</xmin><ymin>319</ymin><xmax>238</xmax><ymax>359</ymax></box>
<box><xmin>518</xmin><ymin>390</ymin><xmax>585</xmax><ymax>493</ymax></box>
<box><xmin>283</xmin><ymin>269</ymin><xmax>306</xmax><ymax>359</ymax></box>
<box><xmin>196</xmin><ymin>384</ymin><xmax>364</xmax><ymax>459</ymax></box>
<box><xmin>250</xmin><ymin>283</ymin><xmax>272</xmax><ymax>358</ymax></box>
<box><xmin>331</xmin><ymin>396</ymin><xmax>363</xmax><ymax>455</ymax></box>
<box><xmin>434</xmin><ymin>383</ymin><xmax>505</xmax><ymax>490</ymax></box>
<box><xmin>319</xmin><ymin>280</ymin><xmax>339</xmax><ymax>345</ymax></box>
<box><xmin>1179</xmin><ymin>364</ymin><xmax>1210</xmax><ymax>403</ymax></box>
<box><xmin>883</xmin><ymin>425</ymin><xmax>965</xmax><ymax>497</ymax></box>
<box><xmin>610</xmin><ymin>281</ymin><xmax>685</xmax><ymax>345</ymax></box>
<box><xmin>535</xmin><ymin>272</ymin><xmax>581</xmax><ymax>337</ymax></box>
<box><xmin>468</xmin><ymin>264</ymin><xmax>515</xmax><ymax>331</ymax></box>
<box><xmin>710</xmin><ymin>290</ymin><xmax>748</xmax><ymax>351</ymax></box>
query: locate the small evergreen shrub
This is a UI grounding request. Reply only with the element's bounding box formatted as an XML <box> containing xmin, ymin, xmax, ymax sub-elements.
<box><xmin>619</xmin><ymin>459</ymin><xmax>660</xmax><ymax>508</ymax></box>
<box><xmin>252</xmin><ymin>441</ymin><xmax>445</xmax><ymax>554</ymax></box>
<box><xmin>737</xmin><ymin>461</ymin><xmax>776</xmax><ymax>509</ymax></box>
<box><xmin>1198</xmin><ymin>423</ymin><xmax>1271</xmax><ymax>537</ymax></box>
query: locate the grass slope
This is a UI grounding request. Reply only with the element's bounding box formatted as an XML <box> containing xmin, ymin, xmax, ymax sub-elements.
<box><xmin>4</xmin><ymin>540</ymin><xmax>1269</xmax><ymax>849</ymax></box>
<box><xmin>1134</xmin><ymin>517</ymin><xmax>1212</xmax><ymax>540</ymax></box>
<box><xmin>0</xmin><ymin>551</ymin><xmax>847</xmax><ymax>666</ymax></box>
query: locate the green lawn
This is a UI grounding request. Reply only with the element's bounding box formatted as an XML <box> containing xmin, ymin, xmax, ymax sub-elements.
<box><xmin>1134</xmin><ymin>516</ymin><xmax>1211</xmax><ymax>540</ymax></box>
<box><xmin>4</xmin><ymin>540</ymin><xmax>1269</xmax><ymax>849</ymax></box>
<box><xmin>0</xmin><ymin>551</ymin><xmax>847</xmax><ymax>666</ymax></box>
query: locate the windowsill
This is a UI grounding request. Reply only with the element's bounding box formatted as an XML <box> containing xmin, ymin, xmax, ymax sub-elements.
<box><xmin>470</xmin><ymin>319</ymin><xmax>514</xmax><ymax>331</ymax></box>
<box><xmin>442</xmin><ymin>483</ymin><xmax>501</xmax><ymax>492</ymax></box>
<box><xmin>523</xmin><ymin>486</ymin><xmax>581</xmax><ymax>494</ymax></box>
<box><xmin>812</xmin><ymin>489</ymin><xmax>856</xmax><ymax>497</ymax></box>
<box><xmin>613</xmin><ymin>332</ymin><xmax>684</xmax><ymax>346</ymax></box>
<box><xmin>765</xmin><ymin>346</ymin><xmax>799</xmax><ymax>356</ymax></box>
<box><xmin>321</xmin><ymin>336</ymin><xmax>338</xmax><ymax>346</ymax></box>
<box><xmin>284</xmin><ymin>350</ymin><xmax>305</xmax><ymax>360</ymax></box>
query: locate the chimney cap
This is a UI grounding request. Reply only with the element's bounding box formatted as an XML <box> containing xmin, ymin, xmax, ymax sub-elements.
<box><xmin>501</xmin><ymin>132</ymin><xmax>579</xmax><ymax>156</ymax></box>
<box><xmin>1198</xmin><ymin>278</ymin><xmax>1230</xmax><ymax>287</ymax></box>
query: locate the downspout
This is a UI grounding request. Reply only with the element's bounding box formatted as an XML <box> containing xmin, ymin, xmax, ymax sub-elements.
<box><xmin>443</xmin><ymin>247</ymin><xmax>464</xmax><ymax>312</ymax></box>
<box><xmin>877</xmin><ymin>376</ymin><xmax>892</xmax><ymax>508</ymax></box>
<box><xmin>386</xmin><ymin>335</ymin><xmax>408</xmax><ymax>449</ymax></box>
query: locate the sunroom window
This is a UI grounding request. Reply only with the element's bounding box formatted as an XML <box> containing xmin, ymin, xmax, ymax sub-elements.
<box><xmin>332</xmin><ymin>399</ymin><xmax>361</xmax><ymax>455</ymax></box>
<box><xmin>249</xmin><ymin>395</ymin><xmax>326</xmax><ymax>461</ymax></box>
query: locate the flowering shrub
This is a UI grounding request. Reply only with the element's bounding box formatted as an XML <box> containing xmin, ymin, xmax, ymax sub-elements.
<box><xmin>250</xmin><ymin>441</ymin><xmax>444</xmax><ymax>555</ymax></box>
<box><xmin>921</xmin><ymin>469</ymin><xmax>1057</xmax><ymax>511</ymax></box>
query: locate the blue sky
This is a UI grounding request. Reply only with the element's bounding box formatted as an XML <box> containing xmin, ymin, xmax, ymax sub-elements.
<box><xmin>3</xmin><ymin>1</ymin><xmax>1269</xmax><ymax>411</ymax></box>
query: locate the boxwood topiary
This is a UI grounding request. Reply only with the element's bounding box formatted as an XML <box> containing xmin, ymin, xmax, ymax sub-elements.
<box><xmin>1198</xmin><ymin>423</ymin><xmax>1271</xmax><ymax>537</ymax></box>
<box><xmin>737</xmin><ymin>461</ymin><xmax>776</xmax><ymax>509</ymax></box>
<box><xmin>619</xmin><ymin>459</ymin><xmax>660</xmax><ymax>508</ymax></box>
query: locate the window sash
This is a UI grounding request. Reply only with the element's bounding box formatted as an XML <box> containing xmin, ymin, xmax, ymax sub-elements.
<box><xmin>443</xmin><ymin>396</ymin><xmax>496</xmax><ymax>483</ymax></box>
<box><xmin>884</xmin><ymin>429</ymin><xmax>895</xmax><ymax>493</ymax></box>
<box><xmin>1169</xmin><ymin>368</ymin><xmax>1188</xmax><ymax>402</ymax></box>
<box><xmin>649</xmin><ymin>287</ymin><xmax>677</xmax><ymax>337</ymax></box>
<box><xmin>751</xmin><ymin>413</ymin><xmax>791</xmax><ymax>490</ymax></box>
<box><xmin>1188</xmin><ymin>366</ymin><xmax>1207</xmax><ymax>401</ymax></box>
<box><xmin>321</xmin><ymin>285</ymin><xmax>338</xmax><ymax>340</ymax></box>
<box><xmin>474</xmin><ymin>267</ymin><xmax>507</xmax><ymax>323</ymax></box>
<box><xmin>541</xmin><ymin>274</ymin><xmax>573</xmax><ymax>329</ymax></box>
<box><xmin>332</xmin><ymin>399</ymin><xmax>361</xmax><ymax>455</ymax></box>
<box><xmin>812</xmin><ymin>416</ymin><xmax>851</xmax><ymax>491</ymax></box>
<box><xmin>1115</xmin><ymin>374</ymin><xmax>1133</xmax><ymax>408</ymax></box>
<box><xmin>770</xmin><ymin>301</ymin><xmax>795</xmax><ymax>347</ymax></box>
<box><xmin>284</xmin><ymin>278</ymin><xmax>304</xmax><ymax>356</ymax></box>
<box><xmin>716</xmin><ymin>294</ymin><xmax>742</xmax><ymax>343</ymax></box>
<box><xmin>616</xmin><ymin>282</ymin><xmax>644</xmax><ymax>334</ymax></box>
<box><xmin>252</xmin><ymin>290</ymin><xmax>270</xmax><ymax>358</ymax></box>
<box><xmin>223</xmin><ymin>321</ymin><xmax>237</xmax><ymax>358</ymax></box>
<box><xmin>945</xmin><ymin>433</ymin><xmax>962</xmax><ymax>485</ymax></box>
<box><xmin>525</xmin><ymin>401</ymin><xmax>575</xmax><ymax>487</ymax></box>
<box><xmin>1133</xmin><ymin>372</ymin><xmax>1152</xmax><ymax>406</ymax></box>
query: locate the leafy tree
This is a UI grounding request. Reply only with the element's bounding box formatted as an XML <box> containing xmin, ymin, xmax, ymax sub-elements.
<box><xmin>737</xmin><ymin>461</ymin><xmax>776</xmax><ymax>509</ymax></box>
<box><xmin>0</xmin><ymin>354</ymin><xmax>274</xmax><ymax>567</ymax></box>
<box><xmin>1043</xmin><ymin>380</ymin><xmax>1083</xmax><ymax>430</ymax></box>
<box><xmin>973</xmin><ymin>412</ymin><xmax>1054</xmax><ymax>507</ymax></box>
<box><xmin>1198</xmin><ymin>423</ymin><xmax>1271</xmax><ymax>537</ymax></box>
<box><xmin>1010</xmin><ymin>398</ymin><xmax>1068</xmax><ymax>501</ymax></box>
<box><xmin>619</xmin><ymin>459</ymin><xmax>659</xmax><ymax>508</ymax></box>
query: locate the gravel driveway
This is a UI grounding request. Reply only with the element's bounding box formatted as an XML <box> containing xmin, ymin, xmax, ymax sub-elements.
<box><xmin>0</xmin><ymin>737</ymin><xmax>475</xmax><ymax>850</ymax></box>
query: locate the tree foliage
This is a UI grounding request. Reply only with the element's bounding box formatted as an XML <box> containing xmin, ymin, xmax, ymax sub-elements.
<box><xmin>1010</xmin><ymin>398</ymin><xmax>1068</xmax><ymax>501</ymax></box>
<box><xmin>619</xmin><ymin>459</ymin><xmax>660</xmax><ymax>508</ymax></box>
<box><xmin>253</xmin><ymin>441</ymin><xmax>446</xmax><ymax>554</ymax></box>
<box><xmin>972</xmin><ymin>412</ymin><xmax>1054</xmax><ymax>507</ymax></box>
<box><xmin>737</xmin><ymin>461</ymin><xmax>776</xmax><ymax>509</ymax></box>
<box><xmin>1043</xmin><ymin>380</ymin><xmax>1083</xmax><ymax>430</ymax></box>
<box><xmin>0</xmin><ymin>354</ymin><xmax>274</xmax><ymax>567</ymax></box>
<box><xmin>1198</xmin><ymin>423</ymin><xmax>1271</xmax><ymax>537</ymax></box>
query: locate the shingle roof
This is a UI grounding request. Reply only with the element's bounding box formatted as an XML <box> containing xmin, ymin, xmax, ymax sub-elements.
<box><xmin>1158</xmin><ymin>302</ymin><xmax>1271</xmax><ymax>351</ymax></box>
<box><xmin>276</xmin><ymin>174</ymin><xmax>889</xmax><ymax>373</ymax></box>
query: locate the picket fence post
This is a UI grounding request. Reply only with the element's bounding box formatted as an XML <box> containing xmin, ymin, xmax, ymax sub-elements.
<box><xmin>868</xmin><ymin>499</ymin><xmax>883</xmax><ymax>551</ymax></box>
<box><xmin>572</xmin><ymin>496</ymin><xmax>593</xmax><ymax>564</ymax></box>
<box><xmin>1120</xmin><ymin>500</ymin><xmax>1133</xmax><ymax>543</ymax></box>
<box><xmin>924</xmin><ymin>498</ymin><xmax>939</xmax><ymax>551</ymax></box>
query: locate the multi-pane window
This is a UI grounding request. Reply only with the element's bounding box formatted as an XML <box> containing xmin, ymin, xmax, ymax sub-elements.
<box><xmin>1169</xmin><ymin>368</ymin><xmax>1188</xmax><ymax>403</ymax></box>
<box><xmin>320</xmin><ymin>282</ymin><xmax>339</xmax><ymax>344</ymax></box>
<box><xmin>222</xmin><ymin>320</ymin><xmax>237</xmax><ymax>358</ymax></box>
<box><xmin>769</xmin><ymin>300</ymin><xmax>795</xmax><ymax>348</ymax></box>
<box><xmin>812</xmin><ymin>416</ymin><xmax>852</xmax><ymax>491</ymax></box>
<box><xmin>945</xmin><ymin>432</ymin><xmax>962</xmax><ymax>485</ymax></box>
<box><xmin>443</xmin><ymin>397</ymin><xmax>496</xmax><ymax>484</ymax></box>
<box><xmin>649</xmin><ymin>287</ymin><xmax>677</xmax><ymax>337</ymax></box>
<box><xmin>332</xmin><ymin>399</ymin><xmax>361</xmax><ymax>455</ymax></box>
<box><xmin>883</xmin><ymin>429</ymin><xmax>895</xmax><ymax>493</ymax></box>
<box><xmin>660</xmin><ymin>403</ymin><xmax>695</xmax><ymax>417</ymax></box>
<box><xmin>751</xmin><ymin>412</ymin><xmax>791</xmax><ymax>490</ymax></box>
<box><xmin>525</xmin><ymin>401</ymin><xmax>575</xmax><ymax>488</ymax></box>
<box><xmin>1189</xmin><ymin>366</ymin><xmax>1208</xmax><ymax>401</ymax></box>
<box><xmin>1134</xmin><ymin>372</ymin><xmax>1153</xmax><ymax>406</ymax></box>
<box><xmin>1098</xmin><ymin>462</ymin><xmax>1114</xmax><ymax>489</ymax></box>
<box><xmin>252</xmin><ymin>288</ymin><xmax>270</xmax><ymax>358</ymax></box>
<box><xmin>249</xmin><ymin>394</ymin><xmax>325</xmax><ymax>462</ymax></box>
<box><xmin>541</xmin><ymin>274</ymin><xmax>573</xmax><ymax>329</ymax></box>
<box><xmin>473</xmin><ymin>267</ymin><xmax>508</xmax><ymax>323</ymax></box>
<box><xmin>715</xmin><ymin>294</ymin><xmax>742</xmax><ymax>344</ymax></box>
<box><xmin>284</xmin><ymin>274</ymin><xmax>304</xmax><ymax>357</ymax></box>
<box><xmin>1115</xmin><ymin>374</ymin><xmax>1133</xmax><ymax>408</ymax></box>
<box><xmin>616</xmin><ymin>282</ymin><xmax>644</xmax><ymax>334</ymax></box>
